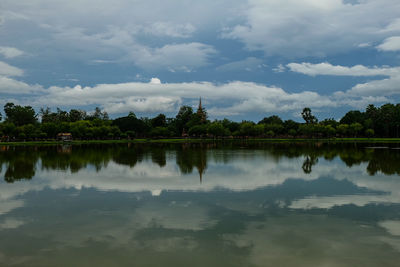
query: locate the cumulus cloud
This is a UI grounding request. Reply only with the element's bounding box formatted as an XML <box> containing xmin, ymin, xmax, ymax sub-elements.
<box><xmin>0</xmin><ymin>62</ymin><xmax>43</xmax><ymax>94</ymax></box>
<box><xmin>27</xmin><ymin>79</ymin><xmax>338</xmax><ymax>116</ymax></box>
<box><xmin>223</xmin><ymin>0</ymin><xmax>400</xmax><ymax>57</ymax></box>
<box><xmin>377</xmin><ymin>36</ymin><xmax>400</xmax><ymax>51</ymax></box>
<box><xmin>287</xmin><ymin>62</ymin><xmax>400</xmax><ymax>77</ymax></box>
<box><xmin>0</xmin><ymin>61</ymin><xmax>24</xmax><ymax>76</ymax></box>
<box><xmin>287</xmin><ymin>62</ymin><xmax>400</xmax><ymax>99</ymax></box>
<box><xmin>345</xmin><ymin>75</ymin><xmax>400</xmax><ymax>97</ymax></box>
<box><xmin>0</xmin><ymin>76</ymin><xmax>43</xmax><ymax>94</ymax></box>
<box><xmin>150</xmin><ymin>77</ymin><xmax>161</xmax><ymax>84</ymax></box>
<box><xmin>1</xmin><ymin>59</ymin><xmax>399</xmax><ymax>116</ymax></box>
<box><xmin>0</xmin><ymin>47</ymin><xmax>24</xmax><ymax>58</ymax></box>
<box><xmin>0</xmin><ymin>67</ymin><xmax>394</xmax><ymax>116</ymax></box>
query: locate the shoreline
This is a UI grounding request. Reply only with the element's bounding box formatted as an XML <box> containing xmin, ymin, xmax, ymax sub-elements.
<box><xmin>1</xmin><ymin>138</ymin><xmax>400</xmax><ymax>145</ymax></box>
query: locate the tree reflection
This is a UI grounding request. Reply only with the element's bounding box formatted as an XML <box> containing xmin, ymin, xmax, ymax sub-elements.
<box><xmin>302</xmin><ymin>155</ymin><xmax>318</xmax><ymax>174</ymax></box>
<box><xmin>1</xmin><ymin>142</ymin><xmax>400</xmax><ymax>182</ymax></box>
<box><xmin>176</xmin><ymin>143</ymin><xmax>208</xmax><ymax>182</ymax></box>
<box><xmin>0</xmin><ymin>147</ymin><xmax>38</xmax><ymax>183</ymax></box>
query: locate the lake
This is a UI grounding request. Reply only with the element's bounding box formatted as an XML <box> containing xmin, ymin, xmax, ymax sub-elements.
<box><xmin>1</xmin><ymin>142</ymin><xmax>400</xmax><ymax>266</ymax></box>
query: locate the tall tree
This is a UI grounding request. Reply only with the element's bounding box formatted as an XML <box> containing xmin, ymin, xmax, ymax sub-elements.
<box><xmin>175</xmin><ymin>106</ymin><xmax>193</xmax><ymax>134</ymax></box>
<box><xmin>69</xmin><ymin>109</ymin><xmax>87</xmax><ymax>122</ymax></box>
<box><xmin>151</xmin><ymin>114</ymin><xmax>167</xmax><ymax>128</ymax></box>
<box><xmin>4</xmin><ymin>103</ymin><xmax>37</xmax><ymax>126</ymax></box>
<box><xmin>301</xmin><ymin>107</ymin><xmax>318</xmax><ymax>124</ymax></box>
<box><xmin>258</xmin><ymin>115</ymin><xmax>283</xmax><ymax>125</ymax></box>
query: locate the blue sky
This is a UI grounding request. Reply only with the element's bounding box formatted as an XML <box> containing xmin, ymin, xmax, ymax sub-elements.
<box><xmin>1</xmin><ymin>0</ymin><xmax>400</xmax><ymax>121</ymax></box>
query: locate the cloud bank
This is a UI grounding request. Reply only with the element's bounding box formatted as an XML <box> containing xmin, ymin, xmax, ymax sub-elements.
<box><xmin>0</xmin><ymin>61</ymin><xmax>398</xmax><ymax>117</ymax></box>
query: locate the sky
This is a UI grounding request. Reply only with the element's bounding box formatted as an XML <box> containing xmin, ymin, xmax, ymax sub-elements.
<box><xmin>0</xmin><ymin>0</ymin><xmax>400</xmax><ymax>121</ymax></box>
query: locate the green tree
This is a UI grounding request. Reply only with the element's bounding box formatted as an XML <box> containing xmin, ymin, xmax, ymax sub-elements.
<box><xmin>258</xmin><ymin>115</ymin><xmax>283</xmax><ymax>125</ymax></box>
<box><xmin>175</xmin><ymin>106</ymin><xmax>193</xmax><ymax>135</ymax></box>
<box><xmin>151</xmin><ymin>114</ymin><xmax>167</xmax><ymax>128</ymax></box>
<box><xmin>188</xmin><ymin>125</ymin><xmax>207</xmax><ymax>137</ymax></box>
<box><xmin>349</xmin><ymin>122</ymin><xmax>363</xmax><ymax>137</ymax></box>
<box><xmin>4</xmin><ymin>103</ymin><xmax>37</xmax><ymax>126</ymax></box>
<box><xmin>337</xmin><ymin>124</ymin><xmax>349</xmax><ymax>137</ymax></box>
<box><xmin>283</xmin><ymin>119</ymin><xmax>299</xmax><ymax>133</ymax></box>
<box><xmin>239</xmin><ymin>121</ymin><xmax>256</xmax><ymax>136</ymax></box>
<box><xmin>365</xmin><ymin>128</ymin><xmax>374</xmax><ymax>138</ymax></box>
<box><xmin>150</xmin><ymin>127</ymin><xmax>171</xmax><ymax>137</ymax></box>
<box><xmin>325</xmin><ymin>125</ymin><xmax>336</xmax><ymax>137</ymax></box>
<box><xmin>69</xmin><ymin>109</ymin><xmax>86</xmax><ymax>122</ymax></box>
<box><xmin>40</xmin><ymin>122</ymin><xmax>58</xmax><ymax>138</ymax></box>
<box><xmin>340</xmin><ymin>110</ymin><xmax>365</xmax><ymax>125</ymax></box>
<box><xmin>207</xmin><ymin>122</ymin><xmax>226</xmax><ymax>138</ymax></box>
<box><xmin>301</xmin><ymin>107</ymin><xmax>318</xmax><ymax>124</ymax></box>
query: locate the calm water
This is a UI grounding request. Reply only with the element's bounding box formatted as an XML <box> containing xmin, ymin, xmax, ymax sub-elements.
<box><xmin>1</xmin><ymin>142</ymin><xmax>400</xmax><ymax>266</ymax></box>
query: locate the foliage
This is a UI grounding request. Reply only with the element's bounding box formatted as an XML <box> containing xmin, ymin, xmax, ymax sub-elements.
<box><xmin>1</xmin><ymin>102</ymin><xmax>400</xmax><ymax>140</ymax></box>
<box><xmin>4</xmin><ymin>103</ymin><xmax>37</xmax><ymax>126</ymax></box>
<box><xmin>301</xmin><ymin>107</ymin><xmax>318</xmax><ymax>124</ymax></box>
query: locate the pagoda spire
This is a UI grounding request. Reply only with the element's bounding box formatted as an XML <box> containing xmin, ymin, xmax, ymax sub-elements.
<box><xmin>196</xmin><ymin>97</ymin><xmax>207</xmax><ymax>123</ymax></box>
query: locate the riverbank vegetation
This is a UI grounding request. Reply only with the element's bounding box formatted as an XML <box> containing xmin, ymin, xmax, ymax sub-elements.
<box><xmin>0</xmin><ymin>101</ymin><xmax>399</xmax><ymax>141</ymax></box>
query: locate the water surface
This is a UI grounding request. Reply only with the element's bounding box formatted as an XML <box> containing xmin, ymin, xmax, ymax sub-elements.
<box><xmin>1</xmin><ymin>142</ymin><xmax>400</xmax><ymax>266</ymax></box>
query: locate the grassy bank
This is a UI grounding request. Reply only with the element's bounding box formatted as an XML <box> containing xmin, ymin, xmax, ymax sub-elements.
<box><xmin>1</xmin><ymin>137</ymin><xmax>400</xmax><ymax>146</ymax></box>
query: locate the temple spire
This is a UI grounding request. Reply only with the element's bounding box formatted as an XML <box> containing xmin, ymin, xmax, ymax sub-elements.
<box><xmin>196</xmin><ymin>97</ymin><xmax>207</xmax><ymax>123</ymax></box>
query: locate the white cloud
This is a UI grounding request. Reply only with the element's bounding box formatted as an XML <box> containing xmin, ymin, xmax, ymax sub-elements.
<box><xmin>380</xmin><ymin>18</ymin><xmax>400</xmax><ymax>33</ymax></box>
<box><xmin>346</xmin><ymin>75</ymin><xmax>400</xmax><ymax>97</ymax></box>
<box><xmin>272</xmin><ymin>64</ymin><xmax>286</xmax><ymax>73</ymax></box>
<box><xmin>0</xmin><ymin>76</ymin><xmax>43</xmax><ymax>94</ymax></box>
<box><xmin>0</xmin><ymin>47</ymin><xmax>24</xmax><ymax>58</ymax></box>
<box><xmin>357</xmin><ymin>42</ymin><xmax>371</xmax><ymax>48</ymax></box>
<box><xmin>0</xmin><ymin>61</ymin><xmax>24</xmax><ymax>76</ymax></box>
<box><xmin>29</xmin><ymin>80</ymin><xmax>337</xmax><ymax>116</ymax></box>
<box><xmin>224</xmin><ymin>0</ymin><xmax>400</xmax><ymax>57</ymax></box>
<box><xmin>287</xmin><ymin>61</ymin><xmax>400</xmax><ymax>98</ymax></box>
<box><xmin>287</xmin><ymin>62</ymin><xmax>400</xmax><ymax>77</ymax></box>
<box><xmin>150</xmin><ymin>77</ymin><xmax>161</xmax><ymax>84</ymax></box>
<box><xmin>377</xmin><ymin>36</ymin><xmax>400</xmax><ymax>51</ymax></box>
<box><xmin>0</xmin><ymin>61</ymin><xmax>43</xmax><ymax>95</ymax></box>
<box><xmin>103</xmin><ymin>96</ymin><xmax>181</xmax><ymax>114</ymax></box>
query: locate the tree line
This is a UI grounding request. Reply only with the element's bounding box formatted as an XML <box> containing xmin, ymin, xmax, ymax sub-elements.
<box><xmin>0</xmin><ymin>102</ymin><xmax>399</xmax><ymax>141</ymax></box>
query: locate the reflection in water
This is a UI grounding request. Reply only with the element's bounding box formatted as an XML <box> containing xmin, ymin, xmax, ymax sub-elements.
<box><xmin>0</xmin><ymin>142</ymin><xmax>400</xmax><ymax>266</ymax></box>
<box><xmin>1</xmin><ymin>142</ymin><xmax>400</xmax><ymax>183</ymax></box>
<box><xmin>302</xmin><ymin>154</ymin><xmax>318</xmax><ymax>174</ymax></box>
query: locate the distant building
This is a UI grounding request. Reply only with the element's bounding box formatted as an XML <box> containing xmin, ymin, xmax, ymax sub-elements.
<box><xmin>57</xmin><ymin>133</ymin><xmax>73</xmax><ymax>142</ymax></box>
<box><xmin>196</xmin><ymin>97</ymin><xmax>207</xmax><ymax>123</ymax></box>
